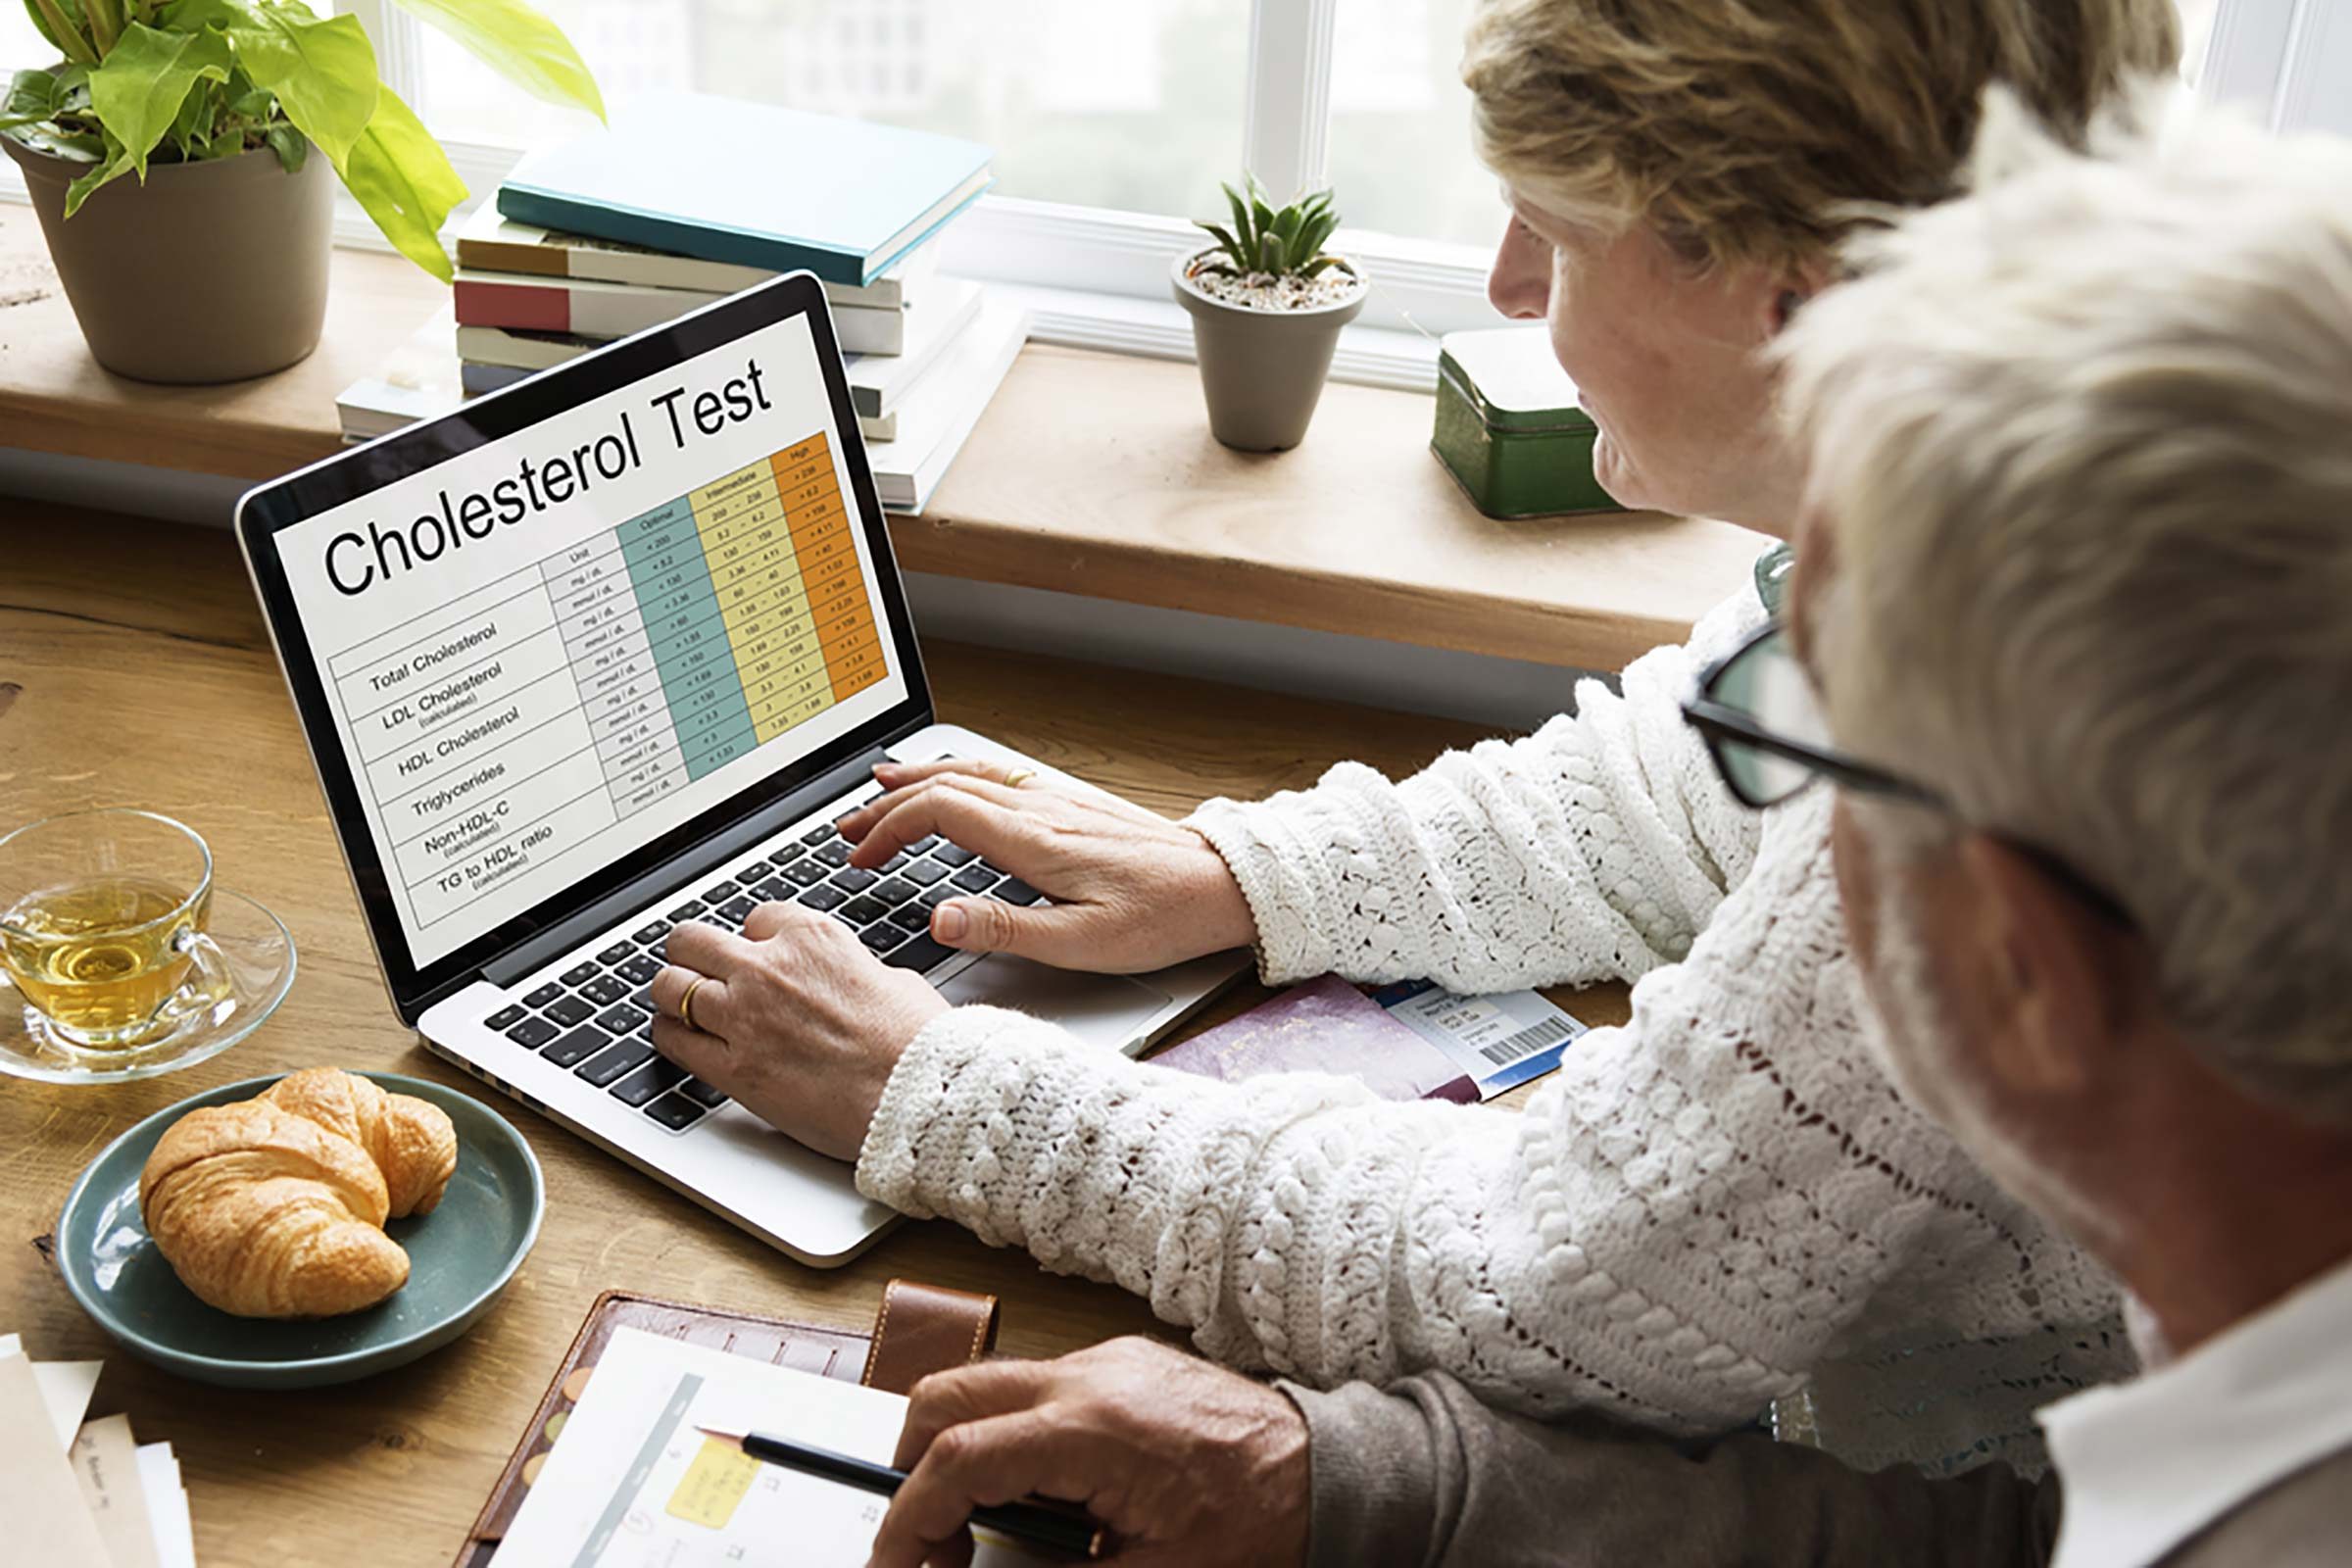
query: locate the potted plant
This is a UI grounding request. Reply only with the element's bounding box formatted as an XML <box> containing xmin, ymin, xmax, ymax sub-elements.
<box><xmin>1172</xmin><ymin>174</ymin><xmax>1366</xmax><ymax>452</ymax></box>
<box><xmin>1</xmin><ymin>0</ymin><xmax>601</xmax><ymax>383</ymax></box>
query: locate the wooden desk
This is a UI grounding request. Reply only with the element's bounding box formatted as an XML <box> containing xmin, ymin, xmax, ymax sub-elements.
<box><xmin>0</xmin><ymin>499</ymin><xmax>1631</xmax><ymax>1568</ymax></box>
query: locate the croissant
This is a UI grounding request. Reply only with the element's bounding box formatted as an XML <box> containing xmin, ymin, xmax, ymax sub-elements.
<box><xmin>138</xmin><ymin>1068</ymin><xmax>460</xmax><ymax>1319</ymax></box>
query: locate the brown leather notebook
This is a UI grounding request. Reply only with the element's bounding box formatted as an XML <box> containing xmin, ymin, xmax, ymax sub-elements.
<box><xmin>454</xmin><ymin>1279</ymin><xmax>1000</xmax><ymax>1568</ymax></box>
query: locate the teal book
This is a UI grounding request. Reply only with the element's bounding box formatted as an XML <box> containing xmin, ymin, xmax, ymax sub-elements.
<box><xmin>498</xmin><ymin>93</ymin><xmax>993</xmax><ymax>287</ymax></box>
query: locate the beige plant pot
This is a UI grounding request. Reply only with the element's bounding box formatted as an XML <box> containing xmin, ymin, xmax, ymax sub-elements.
<box><xmin>1</xmin><ymin>135</ymin><xmax>334</xmax><ymax>384</ymax></box>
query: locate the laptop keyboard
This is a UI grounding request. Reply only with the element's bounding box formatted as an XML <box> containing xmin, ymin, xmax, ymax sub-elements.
<box><xmin>480</xmin><ymin>811</ymin><xmax>1042</xmax><ymax>1133</ymax></box>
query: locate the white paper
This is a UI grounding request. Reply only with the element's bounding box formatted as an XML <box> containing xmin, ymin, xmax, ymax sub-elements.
<box><xmin>136</xmin><ymin>1445</ymin><xmax>195</xmax><ymax>1568</ymax></box>
<box><xmin>0</xmin><ymin>1334</ymin><xmax>105</xmax><ymax>1448</ymax></box>
<box><xmin>1373</xmin><ymin>981</ymin><xmax>1587</xmax><ymax>1099</ymax></box>
<box><xmin>497</xmin><ymin>1328</ymin><xmax>1038</xmax><ymax>1568</ymax></box>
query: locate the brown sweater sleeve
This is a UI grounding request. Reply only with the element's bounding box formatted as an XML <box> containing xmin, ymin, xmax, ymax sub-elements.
<box><xmin>1285</xmin><ymin>1372</ymin><xmax>2063</xmax><ymax>1568</ymax></box>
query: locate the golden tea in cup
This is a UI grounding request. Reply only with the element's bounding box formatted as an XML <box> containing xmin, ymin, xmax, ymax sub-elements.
<box><xmin>0</xmin><ymin>810</ymin><xmax>231</xmax><ymax>1051</ymax></box>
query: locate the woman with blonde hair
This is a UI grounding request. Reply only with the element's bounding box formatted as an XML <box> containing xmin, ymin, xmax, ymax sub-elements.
<box><xmin>650</xmin><ymin>0</ymin><xmax>2181</xmax><ymax>1472</ymax></box>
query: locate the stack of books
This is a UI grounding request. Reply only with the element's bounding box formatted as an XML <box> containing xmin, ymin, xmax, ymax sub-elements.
<box><xmin>338</xmin><ymin>93</ymin><xmax>1030</xmax><ymax>514</ymax></box>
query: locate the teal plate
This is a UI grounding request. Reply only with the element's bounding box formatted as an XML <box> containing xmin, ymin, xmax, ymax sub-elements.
<box><xmin>56</xmin><ymin>1071</ymin><xmax>544</xmax><ymax>1389</ymax></box>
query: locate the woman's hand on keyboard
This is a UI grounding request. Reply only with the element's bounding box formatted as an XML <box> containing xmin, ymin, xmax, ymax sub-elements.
<box><xmin>649</xmin><ymin>905</ymin><xmax>949</xmax><ymax>1159</ymax></box>
<box><xmin>832</xmin><ymin>760</ymin><xmax>1257</xmax><ymax>973</ymax></box>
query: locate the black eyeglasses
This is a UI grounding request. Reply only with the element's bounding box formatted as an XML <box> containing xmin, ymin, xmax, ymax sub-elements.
<box><xmin>1681</xmin><ymin>619</ymin><xmax>1944</xmax><ymax>811</ymax></box>
<box><xmin>1681</xmin><ymin>617</ymin><xmax>2132</xmax><ymax>925</ymax></box>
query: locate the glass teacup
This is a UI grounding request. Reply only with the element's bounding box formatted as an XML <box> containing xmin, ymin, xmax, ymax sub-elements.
<box><xmin>0</xmin><ymin>809</ymin><xmax>233</xmax><ymax>1053</ymax></box>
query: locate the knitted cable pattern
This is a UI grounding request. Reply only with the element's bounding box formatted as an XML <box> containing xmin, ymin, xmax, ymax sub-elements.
<box><xmin>856</xmin><ymin>585</ymin><xmax>2128</xmax><ymax>1469</ymax></box>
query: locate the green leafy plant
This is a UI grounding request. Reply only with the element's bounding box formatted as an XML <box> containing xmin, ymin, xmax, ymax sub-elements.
<box><xmin>1194</xmin><ymin>173</ymin><xmax>1350</xmax><ymax>280</ymax></box>
<box><xmin>0</xmin><ymin>0</ymin><xmax>602</xmax><ymax>280</ymax></box>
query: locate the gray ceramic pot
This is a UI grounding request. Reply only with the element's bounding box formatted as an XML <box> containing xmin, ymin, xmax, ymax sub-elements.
<box><xmin>2</xmin><ymin>134</ymin><xmax>333</xmax><ymax>384</ymax></box>
<box><xmin>1172</xmin><ymin>249</ymin><xmax>1367</xmax><ymax>452</ymax></box>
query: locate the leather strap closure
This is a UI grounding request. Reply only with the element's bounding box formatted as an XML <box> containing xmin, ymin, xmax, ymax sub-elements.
<box><xmin>860</xmin><ymin>1278</ymin><xmax>1001</xmax><ymax>1395</ymax></box>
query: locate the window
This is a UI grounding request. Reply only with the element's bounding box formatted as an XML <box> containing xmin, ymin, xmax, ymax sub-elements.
<box><xmin>3</xmin><ymin>8</ymin><xmax>55</xmax><ymax>75</ymax></box>
<box><xmin>1326</xmin><ymin>0</ymin><xmax>1500</xmax><ymax>250</ymax></box>
<box><xmin>422</xmin><ymin>1</ymin><xmax>1251</xmax><ymax>221</ymax></box>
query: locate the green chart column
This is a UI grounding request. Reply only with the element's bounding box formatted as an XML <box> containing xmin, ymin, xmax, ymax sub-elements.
<box><xmin>619</xmin><ymin>496</ymin><xmax>757</xmax><ymax>781</ymax></box>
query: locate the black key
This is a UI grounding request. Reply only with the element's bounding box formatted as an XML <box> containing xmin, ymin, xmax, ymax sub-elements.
<box><xmin>798</xmin><ymin>884</ymin><xmax>848</xmax><ymax>911</ymax></box>
<box><xmin>907</xmin><ymin>835</ymin><xmax>940</xmax><ymax>855</ymax></box>
<box><xmin>734</xmin><ymin>858</ymin><xmax>776</xmax><ymax>879</ymax></box>
<box><xmin>611</xmin><ymin>1059</ymin><xmax>688</xmax><ymax>1106</ymax></box>
<box><xmin>918</xmin><ymin>885</ymin><xmax>958</xmax><ymax>909</ymax></box>
<box><xmin>485</xmin><ymin>1004</ymin><xmax>527</xmax><ymax>1030</ymax></box>
<box><xmin>749</xmin><ymin>876</ymin><xmax>792</xmax><ymax>902</ymax></box>
<box><xmin>543</xmin><ymin>995</ymin><xmax>595</xmax><ymax>1028</ymax></box>
<box><xmin>680</xmin><ymin>1077</ymin><xmax>730</xmax><ymax>1107</ymax></box>
<box><xmin>829</xmin><ymin>866</ymin><xmax>878</xmax><ymax>894</ymax></box>
<box><xmin>705</xmin><ymin>878</ymin><xmax>741</xmax><ymax>902</ymax></box>
<box><xmin>618</xmin><ymin>954</ymin><xmax>662</xmax><ymax>985</ymax></box>
<box><xmin>632</xmin><ymin>921</ymin><xmax>668</xmax><ymax>946</ymax></box>
<box><xmin>978</xmin><ymin>859</ymin><xmax>1010</xmax><ymax>878</ymax></box>
<box><xmin>541</xmin><ymin>1024</ymin><xmax>611</xmax><ymax>1068</ymax></box>
<box><xmin>596</xmin><ymin>941</ymin><xmax>635</xmax><ymax>966</ymax></box>
<box><xmin>889</xmin><ymin>904</ymin><xmax>934</xmax><ymax>932</ymax></box>
<box><xmin>859</xmin><ymin>924</ymin><xmax>906</xmax><ymax>955</ymax></box>
<box><xmin>933</xmin><ymin>845</ymin><xmax>976</xmax><ymax>868</ymax></box>
<box><xmin>581</xmin><ymin>973</ymin><xmax>631</xmax><ymax>1008</ymax></box>
<box><xmin>770</xmin><ymin>842</ymin><xmax>808</xmax><ymax>865</ymax></box>
<box><xmin>883</xmin><ymin>934</ymin><xmax>955</xmax><ymax>972</ymax></box>
<box><xmin>630</xmin><ymin>986</ymin><xmax>655</xmax><ymax>1014</ymax></box>
<box><xmin>871</xmin><ymin>877</ymin><xmax>918</xmax><ymax>906</ymax></box>
<box><xmin>781</xmin><ymin>858</ymin><xmax>829</xmax><ymax>888</ymax></box>
<box><xmin>717</xmin><ymin>895</ymin><xmax>758</xmax><ymax>923</ymax></box>
<box><xmin>801</xmin><ymin>823</ymin><xmax>838</xmax><ymax>846</ymax></box>
<box><xmin>504</xmin><ymin>1015</ymin><xmax>560</xmax><ymax>1049</ymax></box>
<box><xmin>882</xmin><ymin>851</ymin><xmax>910</xmax><ymax>873</ymax></box>
<box><xmin>522</xmin><ymin>982</ymin><xmax>564</xmax><ymax>1008</ymax></box>
<box><xmin>595</xmin><ymin>1002</ymin><xmax>649</xmax><ymax>1036</ymax></box>
<box><xmin>995</xmin><ymin>877</ymin><xmax>1042</xmax><ymax>906</ymax></box>
<box><xmin>901</xmin><ymin>858</ymin><xmax>950</xmax><ymax>887</ymax></box>
<box><xmin>575</xmin><ymin>1041</ymin><xmax>655</xmax><ymax>1087</ymax></box>
<box><xmin>814</xmin><ymin>840</ymin><xmax>853</xmax><ymax>867</ymax></box>
<box><xmin>951</xmin><ymin>864</ymin><xmax>1001</xmax><ymax>894</ymax></box>
<box><xmin>560</xmin><ymin>961</ymin><xmax>601</xmax><ymax>987</ymax></box>
<box><xmin>667</xmin><ymin>899</ymin><xmax>707</xmax><ymax>922</ymax></box>
<box><xmin>840</xmin><ymin>896</ymin><xmax>890</xmax><ymax>926</ymax></box>
<box><xmin>644</xmin><ymin>1092</ymin><xmax>710</xmax><ymax>1131</ymax></box>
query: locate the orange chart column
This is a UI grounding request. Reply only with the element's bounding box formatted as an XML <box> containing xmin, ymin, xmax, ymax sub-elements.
<box><xmin>771</xmin><ymin>436</ymin><xmax>886</xmax><ymax>703</ymax></box>
<box><xmin>688</xmin><ymin>459</ymin><xmax>831</xmax><ymax>746</ymax></box>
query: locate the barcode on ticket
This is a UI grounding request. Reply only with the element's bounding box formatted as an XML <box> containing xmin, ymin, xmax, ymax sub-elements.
<box><xmin>1479</xmin><ymin>1014</ymin><xmax>1573</xmax><ymax>1066</ymax></box>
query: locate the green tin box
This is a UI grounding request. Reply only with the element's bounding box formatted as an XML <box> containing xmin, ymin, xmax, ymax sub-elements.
<box><xmin>1431</xmin><ymin>327</ymin><xmax>1625</xmax><ymax>518</ymax></box>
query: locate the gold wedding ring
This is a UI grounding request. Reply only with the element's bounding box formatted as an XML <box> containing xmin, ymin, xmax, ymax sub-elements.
<box><xmin>679</xmin><ymin>974</ymin><xmax>706</xmax><ymax>1033</ymax></box>
<box><xmin>1003</xmin><ymin>767</ymin><xmax>1036</xmax><ymax>790</ymax></box>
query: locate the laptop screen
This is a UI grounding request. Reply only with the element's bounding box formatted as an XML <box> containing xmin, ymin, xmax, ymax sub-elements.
<box><xmin>264</xmin><ymin>302</ymin><xmax>913</xmax><ymax>973</ymax></box>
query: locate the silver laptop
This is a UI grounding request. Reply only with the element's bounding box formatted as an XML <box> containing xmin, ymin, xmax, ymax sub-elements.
<box><xmin>233</xmin><ymin>272</ymin><xmax>1246</xmax><ymax>1266</ymax></box>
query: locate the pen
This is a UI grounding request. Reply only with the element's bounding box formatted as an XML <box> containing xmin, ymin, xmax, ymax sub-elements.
<box><xmin>695</xmin><ymin>1426</ymin><xmax>1102</xmax><ymax>1560</ymax></box>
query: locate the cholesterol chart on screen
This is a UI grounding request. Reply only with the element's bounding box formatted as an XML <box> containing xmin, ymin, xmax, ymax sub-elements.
<box><xmin>319</xmin><ymin>433</ymin><xmax>885</xmax><ymax>938</ymax></box>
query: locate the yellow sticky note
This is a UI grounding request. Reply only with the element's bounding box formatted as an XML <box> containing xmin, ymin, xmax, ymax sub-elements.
<box><xmin>665</xmin><ymin>1436</ymin><xmax>762</xmax><ymax>1530</ymax></box>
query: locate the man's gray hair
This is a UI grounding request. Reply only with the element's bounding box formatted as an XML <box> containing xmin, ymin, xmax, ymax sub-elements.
<box><xmin>1780</xmin><ymin>86</ymin><xmax>2352</xmax><ymax>1123</ymax></box>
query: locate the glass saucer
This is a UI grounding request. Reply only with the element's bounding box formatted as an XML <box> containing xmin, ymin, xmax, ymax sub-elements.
<box><xmin>0</xmin><ymin>889</ymin><xmax>296</xmax><ymax>1085</ymax></box>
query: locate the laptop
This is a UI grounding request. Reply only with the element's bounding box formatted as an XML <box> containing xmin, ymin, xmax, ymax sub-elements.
<box><xmin>234</xmin><ymin>272</ymin><xmax>1248</xmax><ymax>1267</ymax></box>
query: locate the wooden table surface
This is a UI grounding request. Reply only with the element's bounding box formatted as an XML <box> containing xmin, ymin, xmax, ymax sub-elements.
<box><xmin>0</xmin><ymin>498</ymin><xmax>1631</xmax><ymax>1568</ymax></box>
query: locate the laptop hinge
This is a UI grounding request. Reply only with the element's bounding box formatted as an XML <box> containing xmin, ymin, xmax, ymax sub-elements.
<box><xmin>481</xmin><ymin>734</ymin><xmax>915</xmax><ymax>990</ymax></box>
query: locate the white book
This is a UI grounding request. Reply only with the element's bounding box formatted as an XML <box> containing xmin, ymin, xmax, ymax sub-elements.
<box><xmin>456</xmin><ymin>276</ymin><xmax>985</xmax><ymax>419</ymax></box>
<box><xmin>495</xmin><ymin>1327</ymin><xmax>1044</xmax><ymax>1567</ymax></box>
<box><xmin>864</xmin><ymin>295</ymin><xmax>1030</xmax><ymax>514</ymax></box>
<box><xmin>454</xmin><ymin>203</ymin><xmax>938</xmax><ymax>309</ymax></box>
<box><xmin>458</xmin><ymin>358</ymin><xmax>903</xmax><ymax>442</ymax></box>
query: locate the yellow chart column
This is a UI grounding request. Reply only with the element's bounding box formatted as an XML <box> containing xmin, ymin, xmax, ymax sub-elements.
<box><xmin>687</xmin><ymin>460</ymin><xmax>825</xmax><ymax>745</ymax></box>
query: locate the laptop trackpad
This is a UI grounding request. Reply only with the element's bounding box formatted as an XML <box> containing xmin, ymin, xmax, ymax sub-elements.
<box><xmin>938</xmin><ymin>956</ymin><xmax>1170</xmax><ymax>1050</ymax></box>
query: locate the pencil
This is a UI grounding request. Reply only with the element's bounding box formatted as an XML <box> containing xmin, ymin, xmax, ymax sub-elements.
<box><xmin>695</xmin><ymin>1426</ymin><xmax>1102</xmax><ymax>1559</ymax></box>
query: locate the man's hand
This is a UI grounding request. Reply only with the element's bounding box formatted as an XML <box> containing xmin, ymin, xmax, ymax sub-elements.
<box><xmin>648</xmin><ymin>901</ymin><xmax>949</xmax><ymax>1160</ymax></box>
<box><xmin>869</xmin><ymin>1338</ymin><xmax>1310</xmax><ymax>1568</ymax></box>
<box><xmin>830</xmin><ymin>760</ymin><xmax>1258</xmax><ymax>974</ymax></box>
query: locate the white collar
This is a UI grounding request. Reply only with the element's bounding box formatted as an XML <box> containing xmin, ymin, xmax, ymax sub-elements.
<box><xmin>2040</xmin><ymin>1256</ymin><xmax>2352</xmax><ymax>1568</ymax></box>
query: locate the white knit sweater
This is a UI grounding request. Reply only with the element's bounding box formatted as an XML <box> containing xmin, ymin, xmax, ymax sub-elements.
<box><xmin>857</xmin><ymin>584</ymin><xmax>2128</xmax><ymax>1472</ymax></box>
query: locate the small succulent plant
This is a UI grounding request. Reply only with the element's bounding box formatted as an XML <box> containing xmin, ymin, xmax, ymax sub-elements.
<box><xmin>1194</xmin><ymin>173</ymin><xmax>1349</xmax><ymax>279</ymax></box>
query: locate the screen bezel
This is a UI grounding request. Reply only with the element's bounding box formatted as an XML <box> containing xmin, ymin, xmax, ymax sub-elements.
<box><xmin>236</xmin><ymin>271</ymin><xmax>933</xmax><ymax>1022</ymax></box>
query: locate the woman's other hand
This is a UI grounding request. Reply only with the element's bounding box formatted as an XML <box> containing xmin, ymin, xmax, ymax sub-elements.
<box><xmin>833</xmin><ymin>760</ymin><xmax>1257</xmax><ymax>973</ymax></box>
